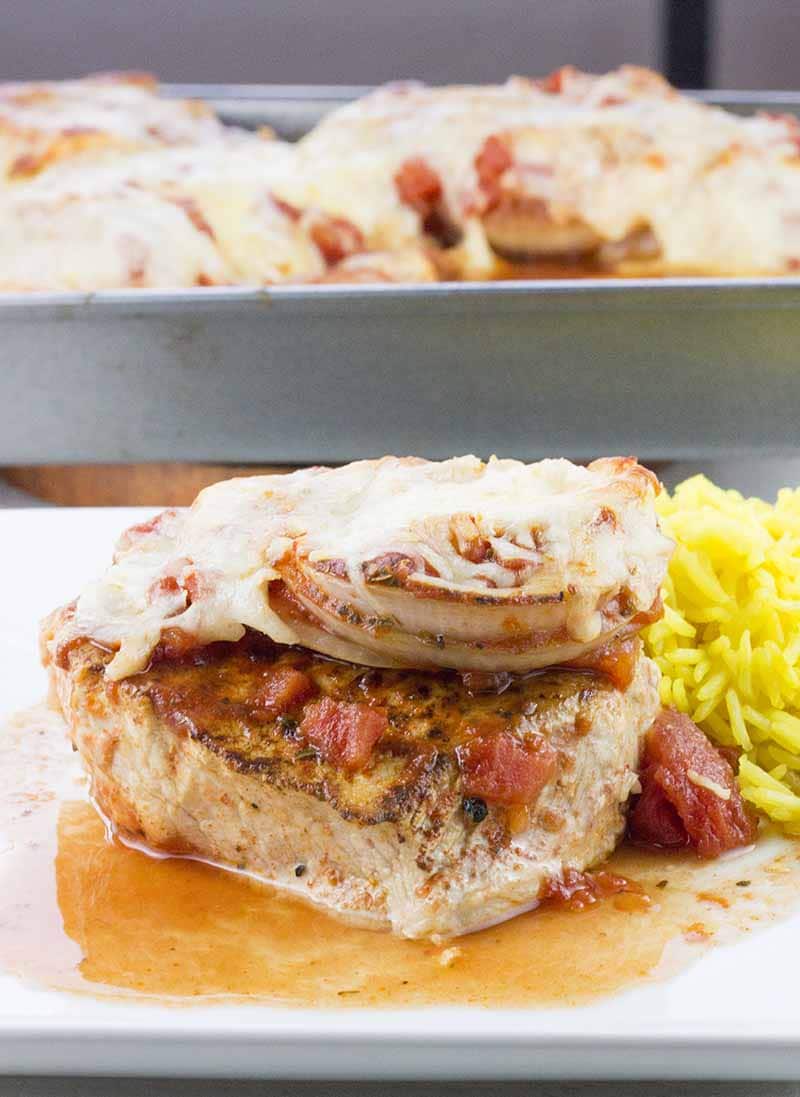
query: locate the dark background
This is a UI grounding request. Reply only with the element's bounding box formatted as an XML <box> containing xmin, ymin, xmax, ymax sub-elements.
<box><xmin>0</xmin><ymin>0</ymin><xmax>796</xmax><ymax>89</ymax></box>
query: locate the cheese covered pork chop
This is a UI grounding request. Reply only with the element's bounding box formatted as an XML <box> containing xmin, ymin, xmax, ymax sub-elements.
<box><xmin>40</xmin><ymin>454</ymin><xmax>680</xmax><ymax>938</ymax></box>
<box><xmin>0</xmin><ymin>138</ymin><xmax>437</xmax><ymax>291</ymax></box>
<box><xmin>0</xmin><ymin>72</ymin><xmax>223</xmax><ymax>183</ymax></box>
<box><xmin>44</xmin><ymin>614</ymin><xmax>659</xmax><ymax>937</ymax></box>
<box><xmin>293</xmin><ymin>65</ymin><xmax>800</xmax><ymax>276</ymax></box>
<box><xmin>42</xmin><ymin>457</ymin><xmax>757</xmax><ymax>936</ymax></box>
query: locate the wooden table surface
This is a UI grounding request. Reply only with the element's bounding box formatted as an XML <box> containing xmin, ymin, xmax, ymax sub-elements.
<box><xmin>0</xmin><ymin>464</ymin><xmax>291</xmax><ymax>507</ymax></box>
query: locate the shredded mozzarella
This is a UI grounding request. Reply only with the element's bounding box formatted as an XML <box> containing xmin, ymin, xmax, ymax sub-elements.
<box><xmin>291</xmin><ymin>66</ymin><xmax>800</xmax><ymax>274</ymax></box>
<box><xmin>68</xmin><ymin>455</ymin><xmax>673</xmax><ymax>680</ymax></box>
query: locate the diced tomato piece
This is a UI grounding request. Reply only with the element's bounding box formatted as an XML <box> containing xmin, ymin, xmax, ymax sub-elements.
<box><xmin>253</xmin><ymin>666</ymin><xmax>315</xmax><ymax>718</ymax></box>
<box><xmin>148</xmin><ymin>574</ymin><xmax>182</xmax><ymax>601</ymax></box>
<box><xmin>627</xmin><ymin>779</ymin><xmax>689</xmax><ymax>850</ymax></box>
<box><xmin>300</xmin><ymin>697</ymin><xmax>387</xmax><ymax>771</ymax></box>
<box><xmin>475</xmin><ymin>134</ymin><xmax>513</xmax><ymax>188</ymax></box>
<box><xmin>541</xmin><ymin>867</ymin><xmax>643</xmax><ymax>911</ymax></box>
<box><xmin>124</xmin><ymin>510</ymin><xmax>176</xmax><ymax>539</ymax></box>
<box><xmin>457</xmin><ymin>726</ymin><xmax>557</xmax><ymax>806</ymax></box>
<box><xmin>567</xmin><ymin>636</ymin><xmax>640</xmax><ymax>690</ymax></box>
<box><xmin>631</xmin><ymin>594</ymin><xmax>664</xmax><ymax>628</ymax></box>
<box><xmin>474</xmin><ymin>135</ymin><xmax>513</xmax><ymax>212</ymax></box>
<box><xmin>147</xmin><ymin>564</ymin><xmax>211</xmax><ymax>608</ymax></box>
<box><xmin>537</xmin><ymin>66</ymin><xmax>572</xmax><ymax>94</ymax></box>
<box><xmin>182</xmin><ymin>568</ymin><xmax>212</xmax><ymax>602</ymax></box>
<box><xmin>8</xmin><ymin>153</ymin><xmax>42</xmax><ymax>179</ymax></box>
<box><xmin>309</xmin><ymin>215</ymin><xmax>365</xmax><ymax>266</ymax></box>
<box><xmin>628</xmin><ymin>708</ymin><xmax>758</xmax><ymax>858</ymax></box>
<box><xmin>116</xmin><ymin>508</ymin><xmax>179</xmax><ymax>555</ymax></box>
<box><xmin>394</xmin><ymin>157</ymin><xmax>443</xmax><ymax>217</ymax></box>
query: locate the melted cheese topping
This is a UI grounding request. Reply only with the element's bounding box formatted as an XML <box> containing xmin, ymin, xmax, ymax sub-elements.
<box><xmin>0</xmin><ymin>187</ymin><xmax>229</xmax><ymax>291</ymax></box>
<box><xmin>70</xmin><ymin>455</ymin><xmax>673</xmax><ymax>680</ymax></box>
<box><xmin>0</xmin><ymin>140</ymin><xmax>331</xmax><ymax>289</ymax></box>
<box><xmin>4</xmin><ymin>66</ymin><xmax>800</xmax><ymax>284</ymax></box>
<box><xmin>0</xmin><ymin>135</ymin><xmax>439</xmax><ymax>288</ymax></box>
<box><xmin>292</xmin><ymin>66</ymin><xmax>800</xmax><ymax>274</ymax></box>
<box><xmin>0</xmin><ymin>77</ymin><xmax>336</xmax><ymax>288</ymax></box>
<box><xmin>327</xmin><ymin>247</ymin><xmax>438</xmax><ymax>284</ymax></box>
<box><xmin>0</xmin><ymin>73</ymin><xmax>223</xmax><ymax>181</ymax></box>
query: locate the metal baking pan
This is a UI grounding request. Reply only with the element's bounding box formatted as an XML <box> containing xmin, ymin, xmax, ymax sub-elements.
<box><xmin>3</xmin><ymin>88</ymin><xmax>800</xmax><ymax>467</ymax></box>
<box><xmin>169</xmin><ymin>84</ymin><xmax>800</xmax><ymax>139</ymax></box>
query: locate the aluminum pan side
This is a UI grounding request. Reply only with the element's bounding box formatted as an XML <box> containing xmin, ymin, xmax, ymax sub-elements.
<box><xmin>2</xmin><ymin>279</ymin><xmax>798</xmax><ymax>465</ymax></box>
<box><xmin>165</xmin><ymin>85</ymin><xmax>800</xmax><ymax>136</ymax></box>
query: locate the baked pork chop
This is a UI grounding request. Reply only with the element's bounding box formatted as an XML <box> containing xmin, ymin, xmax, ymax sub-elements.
<box><xmin>44</xmin><ymin>611</ymin><xmax>659</xmax><ymax>938</ymax></box>
<box><xmin>41</xmin><ymin>455</ymin><xmax>689</xmax><ymax>937</ymax></box>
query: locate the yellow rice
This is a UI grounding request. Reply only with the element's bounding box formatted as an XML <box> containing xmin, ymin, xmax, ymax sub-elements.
<box><xmin>643</xmin><ymin>474</ymin><xmax>800</xmax><ymax>834</ymax></box>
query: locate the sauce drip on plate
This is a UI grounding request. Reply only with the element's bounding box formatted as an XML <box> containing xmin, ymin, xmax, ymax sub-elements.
<box><xmin>2</xmin><ymin>704</ymin><xmax>799</xmax><ymax>1007</ymax></box>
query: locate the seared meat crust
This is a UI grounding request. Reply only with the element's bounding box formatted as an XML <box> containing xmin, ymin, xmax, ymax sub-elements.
<box><xmin>43</xmin><ymin>608</ymin><xmax>660</xmax><ymax>938</ymax></box>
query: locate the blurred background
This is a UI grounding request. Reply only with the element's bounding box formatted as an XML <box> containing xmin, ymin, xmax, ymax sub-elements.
<box><xmin>0</xmin><ymin>0</ymin><xmax>796</xmax><ymax>89</ymax></box>
<box><xmin>2</xmin><ymin>0</ymin><xmax>799</xmax><ymax>509</ymax></box>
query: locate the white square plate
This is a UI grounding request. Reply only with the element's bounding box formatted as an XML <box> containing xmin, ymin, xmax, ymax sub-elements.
<box><xmin>2</xmin><ymin>507</ymin><xmax>800</xmax><ymax>1081</ymax></box>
